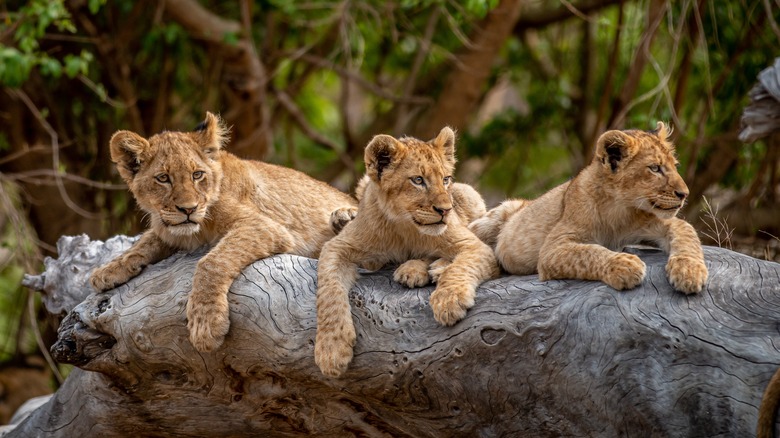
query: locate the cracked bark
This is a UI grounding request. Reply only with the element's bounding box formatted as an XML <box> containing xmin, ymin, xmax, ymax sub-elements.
<box><xmin>7</xmin><ymin>235</ymin><xmax>780</xmax><ymax>437</ymax></box>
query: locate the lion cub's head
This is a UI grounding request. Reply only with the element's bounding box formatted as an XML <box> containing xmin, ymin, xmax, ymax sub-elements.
<box><xmin>364</xmin><ymin>127</ymin><xmax>457</xmax><ymax>236</ymax></box>
<box><xmin>110</xmin><ymin>112</ymin><xmax>228</xmax><ymax>237</ymax></box>
<box><xmin>594</xmin><ymin>121</ymin><xmax>688</xmax><ymax>219</ymax></box>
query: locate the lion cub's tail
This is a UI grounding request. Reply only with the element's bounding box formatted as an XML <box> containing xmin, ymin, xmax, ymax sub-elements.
<box><xmin>758</xmin><ymin>366</ymin><xmax>780</xmax><ymax>438</ymax></box>
<box><xmin>468</xmin><ymin>199</ymin><xmax>527</xmax><ymax>248</ymax></box>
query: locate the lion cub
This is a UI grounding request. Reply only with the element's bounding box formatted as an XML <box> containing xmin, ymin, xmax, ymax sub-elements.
<box><xmin>90</xmin><ymin>112</ymin><xmax>357</xmax><ymax>352</ymax></box>
<box><xmin>315</xmin><ymin>127</ymin><xmax>499</xmax><ymax>377</ymax></box>
<box><xmin>471</xmin><ymin>122</ymin><xmax>708</xmax><ymax>294</ymax></box>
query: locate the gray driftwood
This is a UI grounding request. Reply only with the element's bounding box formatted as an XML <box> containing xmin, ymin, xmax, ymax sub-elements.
<box><xmin>740</xmin><ymin>57</ymin><xmax>780</xmax><ymax>143</ymax></box>
<box><xmin>8</xmin><ymin>235</ymin><xmax>780</xmax><ymax>437</ymax></box>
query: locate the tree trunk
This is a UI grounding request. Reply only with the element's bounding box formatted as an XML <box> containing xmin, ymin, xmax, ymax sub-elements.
<box><xmin>9</xmin><ymin>235</ymin><xmax>780</xmax><ymax>437</ymax></box>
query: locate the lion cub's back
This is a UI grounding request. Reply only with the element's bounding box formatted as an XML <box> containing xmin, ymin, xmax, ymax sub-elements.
<box><xmin>495</xmin><ymin>182</ymin><xmax>569</xmax><ymax>274</ymax></box>
<box><xmin>244</xmin><ymin>160</ymin><xmax>356</xmax><ymax>257</ymax></box>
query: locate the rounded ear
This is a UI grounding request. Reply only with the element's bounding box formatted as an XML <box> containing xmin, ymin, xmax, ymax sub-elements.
<box><xmin>109</xmin><ymin>130</ymin><xmax>151</xmax><ymax>184</ymax></box>
<box><xmin>653</xmin><ymin>121</ymin><xmax>672</xmax><ymax>141</ymax></box>
<box><xmin>432</xmin><ymin>126</ymin><xmax>457</xmax><ymax>164</ymax></box>
<box><xmin>365</xmin><ymin>134</ymin><xmax>402</xmax><ymax>182</ymax></box>
<box><xmin>595</xmin><ymin>130</ymin><xmax>637</xmax><ymax>173</ymax></box>
<box><xmin>196</xmin><ymin>112</ymin><xmax>229</xmax><ymax>156</ymax></box>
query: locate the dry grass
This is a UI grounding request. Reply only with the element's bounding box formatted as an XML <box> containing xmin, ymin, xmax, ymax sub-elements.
<box><xmin>699</xmin><ymin>196</ymin><xmax>735</xmax><ymax>250</ymax></box>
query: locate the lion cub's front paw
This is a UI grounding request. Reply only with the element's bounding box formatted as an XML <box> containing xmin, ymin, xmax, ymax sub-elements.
<box><xmin>394</xmin><ymin>259</ymin><xmax>431</xmax><ymax>288</ymax></box>
<box><xmin>330</xmin><ymin>206</ymin><xmax>358</xmax><ymax>234</ymax></box>
<box><xmin>315</xmin><ymin>323</ymin><xmax>356</xmax><ymax>377</ymax></box>
<box><xmin>89</xmin><ymin>261</ymin><xmax>139</xmax><ymax>292</ymax></box>
<box><xmin>429</xmin><ymin>284</ymin><xmax>475</xmax><ymax>326</ymax></box>
<box><xmin>428</xmin><ymin>258</ymin><xmax>451</xmax><ymax>284</ymax></box>
<box><xmin>603</xmin><ymin>253</ymin><xmax>646</xmax><ymax>291</ymax></box>
<box><xmin>186</xmin><ymin>292</ymin><xmax>230</xmax><ymax>352</ymax></box>
<box><xmin>666</xmin><ymin>255</ymin><xmax>708</xmax><ymax>294</ymax></box>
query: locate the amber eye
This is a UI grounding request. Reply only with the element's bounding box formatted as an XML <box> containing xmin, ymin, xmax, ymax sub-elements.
<box><xmin>411</xmin><ymin>176</ymin><xmax>425</xmax><ymax>186</ymax></box>
<box><xmin>193</xmin><ymin>171</ymin><xmax>204</xmax><ymax>180</ymax></box>
<box><xmin>649</xmin><ymin>164</ymin><xmax>662</xmax><ymax>174</ymax></box>
<box><xmin>155</xmin><ymin>174</ymin><xmax>170</xmax><ymax>183</ymax></box>
<box><xmin>443</xmin><ymin>176</ymin><xmax>453</xmax><ymax>185</ymax></box>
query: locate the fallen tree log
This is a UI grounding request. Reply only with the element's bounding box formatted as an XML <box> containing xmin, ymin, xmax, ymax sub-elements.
<box><xmin>7</xmin><ymin>235</ymin><xmax>780</xmax><ymax>437</ymax></box>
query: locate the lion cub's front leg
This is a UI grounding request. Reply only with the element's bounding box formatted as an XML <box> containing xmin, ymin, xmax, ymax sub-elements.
<box><xmin>664</xmin><ymin>218</ymin><xmax>708</xmax><ymax>294</ymax></box>
<box><xmin>429</xmin><ymin>240</ymin><xmax>498</xmax><ymax>326</ymax></box>
<box><xmin>315</xmin><ymin>239</ymin><xmax>361</xmax><ymax>377</ymax></box>
<box><xmin>539</xmin><ymin>234</ymin><xmax>646</xmax><ymax>291</ymax></box>
<box><xmin>187</xmin><ymin>221</ymin><xmax>293</xmax><ymax>352</ymax></box>
<box><xmin>90</xmin><ymin>231</ymin><xmax>174</xmax><ymax>292</ymax></box>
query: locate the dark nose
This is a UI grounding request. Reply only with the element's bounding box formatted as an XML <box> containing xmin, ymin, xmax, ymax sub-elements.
<box><xmin>176</xmin><ymin>205</ymin><xmax>197</xmax><ymax>215</ymax></box>
<box><xmin>433</xmin><ymin>206</ymin><xmax>451</xmax><ymax>217</ymax></box>
<box><xmin>674</xmin><ymin>190</ymin><xmax>688</xmax><ymax>200</ymax></box>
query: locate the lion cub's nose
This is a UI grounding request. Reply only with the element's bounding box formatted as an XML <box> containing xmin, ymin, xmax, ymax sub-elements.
<box><xmin>674</xmin><ymin>190</ymin><xmax>688</xmax><ymax>200</ymax></box>
<box><xmin>176</xmin><ymin>205</ymin><xmax>198</xmax><ymax>215</ymax></box>
<box><xmin>433</xmin><ymin>206</ymin><xmax>451</xmax><ymax>217</ymax></box>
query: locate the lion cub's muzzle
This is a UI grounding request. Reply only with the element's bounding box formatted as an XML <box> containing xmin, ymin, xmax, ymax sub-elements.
<box><xmin>412</xmin><ymin>204</ymin><xmax>452</xmax><ymax>236</ymax></box>
<box><xmin>160</xmin><ymin>204</ymin><xmax>206</xmax><ymax>233</ymax></box>
<box><xmin>414</xmin><ymin>204</ymin><xmax>451</xmax><ymax>225</ymax></box>
<box><xmin>651</xmin><ymin>190</ymin><xmax>687</xmax><ymax>216</ymax></box>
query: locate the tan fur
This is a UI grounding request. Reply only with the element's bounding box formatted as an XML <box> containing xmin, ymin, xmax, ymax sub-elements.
<box><xmin>477</xmin><ymin>122</ymin><xmax>707</xmax><ymax>294</ymax></box>
<box><xmin>758</xmin><ymin>367</ymin><xmax>780</xmax><ymax>438</ymax></box>
<box><xmin>90</xmin><ymin>112</ymin><xmax>356</xmax><ymax>352</ymax></box>
<box><xmin>315</xmin><ymin>127</ymin><xmax>499</xmax><ymax>377</ymax></box>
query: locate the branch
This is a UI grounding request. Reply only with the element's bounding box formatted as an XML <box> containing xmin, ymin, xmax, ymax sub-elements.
<box><xmin>1</xmin><ymin>170</ymin><xmax>126</xmax><ymax>190</ymax></box>
<box><xmin>162</xmin><ymin>0</ymin><xmax>241</xmax><ymax>42</ymax></box>
<box><xmin>297</xmin><ymin>54</ymin><xmax>433</xmax><ymax>105</ymax></box>
<box><xmin>9</xmin><ymin>236</ymin><xmax>780</xmax><ymax>436</ymax></box>
<box><xmin>606</xmin><ymin>0</ymin><xmax>668</xmax><ymax>129</ymax></box>
<box><xmin>164</xmin><ymin>0</ymin><xmax>272</xmax><ymax>159</ymax></box>
<box><xmin>514</xmin><ymin>0</ymin><xmax>625</xmax><ymax>31</ymax></box>
<box><xmin>272</xmin><ymin>88</ymin><xmax>355</xmax><ymax>172</ymax></box>
<box><xmin>6</xmin><ymin>89</ymin><xmax>105</xmax><ymax>220</ymax></box>
<box><xmin>416</xmin><ymin>0</ymin><xmax>524</xmax><ymax>138</ymax></box>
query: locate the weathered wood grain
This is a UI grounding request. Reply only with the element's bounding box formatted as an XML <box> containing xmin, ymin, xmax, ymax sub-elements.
<box><xmin>9</xmin><ymin>236</ymin><xmax>780</xmax><ymax>437</ymax></box>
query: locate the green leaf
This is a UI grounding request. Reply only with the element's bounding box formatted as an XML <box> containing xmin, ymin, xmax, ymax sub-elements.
<box><xmin>38</xmin><ymin>56</ymin><xmax>62</xmax><ymax>78</ymax></box>
<box><xmin>63</xmin><ymin>55</ymin><xmax>84</xmax><ymax>78</ymax></box>
<box><xmin>0</xmin><ymin>46</ymin><xmax>33</xmax><ymax>87</ymax></box>
<box><xmin>88</xmin><ymin>0</ymin><xmax>107</xmax><ymax>15</ymax></box>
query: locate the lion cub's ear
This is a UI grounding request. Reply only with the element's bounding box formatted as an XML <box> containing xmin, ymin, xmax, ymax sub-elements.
<box><xmin>653</xmin><ymin>121</ymin><xmax>672</xmax><ymax>141</ymax></box>
<box><xmin>110</xmin><ymin>131</ymin><xmax>152</xmax><ymax>184</ymax></box>
<box><xmin>365</xmin><ymin>134</ymin><xmax>403</xmax><ymax>182</ymax></box>
<box><xmin>432</xmin><ymin>126</ymin><xmax>457</xmax><ymax>165</ymax></box>
<box><xmin>595</xmin><ymin>130</ymin><xmax>638</xmax><ymax>173</ymax></box>
<box><xmin>652</xmin><ymin>121</ymin><xmax>676</xmax><ymax>153</ymax></box>
<box><xmin>195</xmin><ymin>111</ymin><xmax>229</xmax><ymax>157</ymax></box>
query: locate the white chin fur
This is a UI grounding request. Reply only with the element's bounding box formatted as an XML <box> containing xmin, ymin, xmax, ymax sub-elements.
<box><xmin>417</xmin><ymin>223</ymin><xmax>447</xmax><ymax>236</ymax></box>
<box><xmin>653</xmin><ymin>208</ymin><xmax>679</xmax><ymax>220</ymax></box>
<box><xmin>167</xmin><ymin>223</ymin><xmax>201</xmax><ymax>236</ymax></box>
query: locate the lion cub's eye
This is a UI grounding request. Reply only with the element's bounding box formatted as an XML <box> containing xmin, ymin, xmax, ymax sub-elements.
<box><xmin>411</xmin><ymin>176</ymin><xmax>425</xmax><ymax>186</ymax></box>
<box><xmin>443</xmin><ymin>176</ymin><xmax>453</xmax><ymax>185</ymax></box>
<box><xmin>155</xmin><ymin>174</ymin><xmax>170</xmax><ymax>183</ymax></box>
<box><xmin>649</xmin><ymin>164</ymin><xmax>662</xmax><ymax>174</ymax></box>
<box><xmin>193</xmin><ymin>171</ymin><xmax>204</xmax><ymax>180</ymax></box>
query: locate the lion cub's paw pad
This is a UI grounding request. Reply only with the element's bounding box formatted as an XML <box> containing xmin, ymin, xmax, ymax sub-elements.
<box><xmin>604</xmin><ymin>253</ymin><xmax>646</xmax><ymax>291</ymax></box>
<box><xmin>315</xmin><ymin>327</ymin><xmax>356</xmax><ymax>377</ymax></box>
<box><xmin>428</xmin><ymin>259</ymin><xmax>451</xmax><ymax>284</ymax></box>
<box><xmin>186</xmin><ymin>301</ymin><xmax>230</xmax><ymax>352</ymax></box>
<box><xmin>393</xmin><ymin>260</ymin><xmax>431</xmax><ymax>288</ymax></box>
<box><xmin>330</xmin><ymin>207</ymin><xmax>359</xmax><ymax>234</ymax></box>
<box><xmin>429</xmin><ymin>286</ymin><xmax>474</xmax><ymax>326</ymax></box>
<box><xmin>666</xmin><ymin>256</ymin><xmax>708</xmax><ymax>294</ymax></box>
